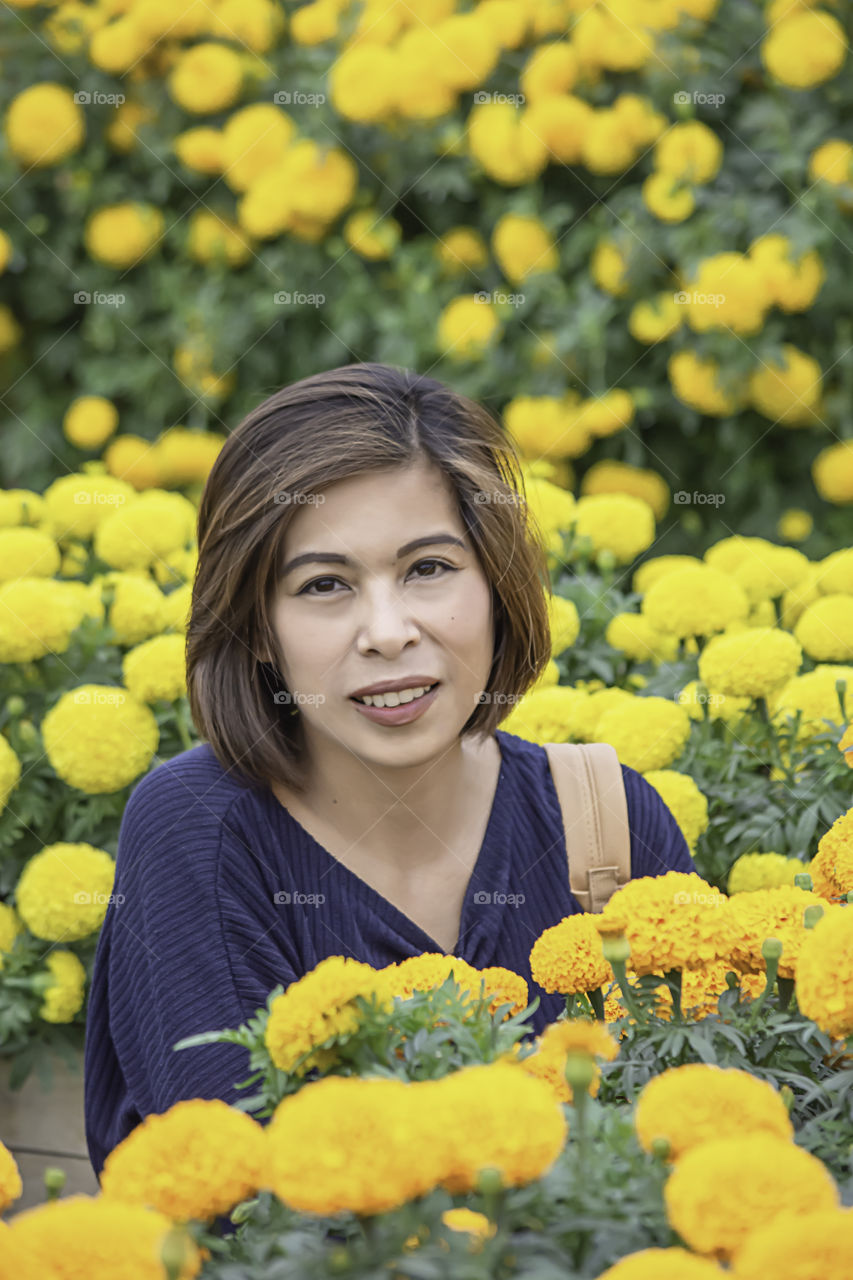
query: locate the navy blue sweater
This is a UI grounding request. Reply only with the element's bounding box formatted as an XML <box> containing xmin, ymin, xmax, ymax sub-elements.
<box><xmin>83</xmin><ymin>728</ymin><xmax>695</xmax><ymax>1177</ymax></box>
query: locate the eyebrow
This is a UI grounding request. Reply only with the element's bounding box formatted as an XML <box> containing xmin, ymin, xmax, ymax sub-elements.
<box><xmin>281</xmin><ymin>534</ymin><xmax>468</xmax><ymax>577</ymax></box>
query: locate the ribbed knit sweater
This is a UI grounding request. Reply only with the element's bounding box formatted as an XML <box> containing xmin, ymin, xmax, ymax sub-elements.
<box><xmin>83</xmin><ymin>728</ymin><xmax>695</xmax><ymax>1177</ymax></box>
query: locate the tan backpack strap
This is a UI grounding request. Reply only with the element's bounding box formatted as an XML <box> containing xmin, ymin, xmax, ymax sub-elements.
<box><xmin>544</xmin><ymin>742</ymin><xmax>632</xmax><ymax>913</ymax></box>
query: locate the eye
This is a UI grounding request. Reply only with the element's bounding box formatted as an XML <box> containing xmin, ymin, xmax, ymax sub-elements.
<box><xmin>297</xmin><ymin>559</ymin><xmax>457</xmax><ymax>595</ymax></box>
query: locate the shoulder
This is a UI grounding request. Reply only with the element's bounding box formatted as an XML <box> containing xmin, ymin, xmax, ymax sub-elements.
<box><xmin>116</xmin><ymin>743</ymin><xmax>265</xmax><ymax>882</ymax></box>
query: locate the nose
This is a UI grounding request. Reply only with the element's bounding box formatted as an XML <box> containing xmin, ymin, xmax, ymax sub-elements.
<box><xmin>355</xmin><ymin>581</ymin><xmax>421</xmax><ymax>654</ymax></box>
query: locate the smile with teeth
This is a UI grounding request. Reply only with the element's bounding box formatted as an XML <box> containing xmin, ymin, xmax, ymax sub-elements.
<box><xmin>354</xmin><ymin>682</ymin><xmax>438</xmax><ymax>708</ymax></box>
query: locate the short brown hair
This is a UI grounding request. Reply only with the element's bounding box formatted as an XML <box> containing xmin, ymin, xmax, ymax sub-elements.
<box><xmin>186</xmin><ymin>362</ymin><xmax>553</xmax><ymax>792</ymax></box>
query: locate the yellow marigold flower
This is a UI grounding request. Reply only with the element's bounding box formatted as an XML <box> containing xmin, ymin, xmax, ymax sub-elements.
<box><xmin>698</xmin><ymin>627</ymin><xmax>802</xmax><ymax>699</ymax></box>
<box><xmin>89</xmin><ymin>16</ymin><xmax>149</xmax><ymax>74</ymax></box>
<box><xmin>652</xmin><ymin>961</ymin><xmax>766</xmax><ymax>1021</ymax></box>
<box><xmin>676</xmin><ymin>678</ymin><xmax>744</xmax><ymax>724</ymax></box>
<box><xmin>505</xmin><ymin>395</ymin><xmax>589</xmax><ymax>460</ymax></box>
<box><xmin>106</xmin><ymin>99</ymin><xmax>156</xmax><ymax>154</ymax></box>
<box><xmin>595</xmin><ymin>1247</ymin><xmax>728</xmax><ymax>1279</ymax></box>
<box><xmin>605</xmin><ymin>613</ymin><xmax>678</xmax><ymax>662</ymax></box>
<box><xmin>289</xmin><ymin>0</ymin><xmax>337</xmax><ymax>43</ymax></box>
<box><xmin>667</xmin><ymin>350</ymin><xmax>747</xmax><ymax>416</ymax></box>
<box><xmin>433</xmin><ymin>1062</ymin><xmax>568</xmax><ymax>1193</ymax></box>
<box><xmin>813</xmin><ymin>439</ymin><xmax>853</xmax><ymax>504</ymax></box>
<box><xmin>219</xmin><ymin>104</ymin><xmax>295</xmax><ymax>192</ymax></box>
<box><xmin>795</xmin><ymin>595</ymin><xmax>853</xmax><ymax>661</ymax></box>
<box><xmin>42</xmin><ymin>472</ymin><xmax>134</xmax><ymax>538</ymax></box>
<box><xmin>94</xmin><ymin>571</ymin><xmax>165</xmax><ymax>645</ymax></box>
<box><xmin>436</xmin><ymin>295</ymin><xmax>500</xmax><ymax>359</ymax></box>
<box><xmin>654</xmin><ymin>120</ymin><xmax>722</xmax><ymax>183</ymax></box>
<box><xmin>600</xmin><ymin>872</ymin><xmax>734</xmax><ymax>975</ymax></box>
<box><xmin>530</xmin><ymin>912</ymin><xmax>614</xmax><ymax>995</ymax></box>
<box><xmin>530</xmin><ymin>658</ymin><xmax>560</xmax><ymax>691</ymax></box>
<box><xmin>633</xmin><ymin>555</ymin><xmax>703</xmax><ymax>594</ymax></box>
<box><xmin>735</xmin><ymin>1207</ymin><xmax>853</xmax><ymax>1280</ymax></box>
<box><xmin>84</xmin><ymin>203</ymin><xmax>164</xmax><ymax>269</ymax></box>
<box><xmin>476</xmin><ymin>0</ymin><xmax>527</xmax><ymax>48</ymax></box>
<box><xmin>628</xmin><ymin>291</ymin><xmax>682</xmax><ymax>343</ymax></box>
<box><xmin>161</xmin><ymin>583</ymin><xmax>192</xmax><ymax>634</ymax></box>
<box><xmin>573</xmin><ymin>5</ymin><xmax>653</xmax><ymax>71</ymax></box>
<box><xmin>63</xmin><ymin>395</ymin><xmax>119</xmax><ymax>450</ymax></box>
<box><xmin>265</xmin><ymin>956</ymin><xmax>394</xmax><ymax>1074</ymax></box>
<box><xmin>102</xmin><ymin>1098</ymin><xmax>265</xmax><ymax>1223</ymax></box>
<box><xmin>523</xmin><ymin>92</ymin><xmax>594</xmax><ymax>165</ymax></box>
<box><xmin>728</xmin><ymin>852</ymin><xmax>806</xmax><ymax>894</ymax></box>
<box><xmin>520</xmin><ymin>40</ymin><xmax>578</xmax><ymax>101</ymax></box>
<box><xmin>0</xmin><ymin>527</ymin><xmax>60</xmax><ymax>581</ymax></box>
<box><xmin>122</xmin><ymin>634</ymin><xmax>187</xmax><ymax>704</ymax></box>
<box><xmin>727</xmin><ymin>884</ymin><xmax>839</xmax><ymax>979</ymax></box>
<box><xmin>441</xmin><ymin>1206</ymin><xmax>496</xmax><ymax>1247</ymax></box>
<box><xmin>0</xmin><ymin>1141</ymin><xmax>22</xmax><ymax>1213</ymax></box>
<box><xmin>761</xmin><ymin>9</ymin><xmax>847</xmax><ymax>89</ymax></box>
<box><xmin>103</xmin><ymin>435</ymin><xmax>167</xmax><ymax>490</ymax></box>
<box><xmin>492</xmin><ymin>213</ymin><xmax>558</xmax><ymax>284</ymax></box>
<box><xmin>522</xmin><ymin>474</ymin><xmax>577</xmax><ymax>553</ymax></box>
<box><xmin>575</xmin><ymin>389</ymin><xmax>635</xmax><ymax>439</ymax></box>
<box><xmin>499</xmin><ymin>684</ymin><xmax>591</xmax><ymax>744</ymax></box>
<box><xmin>435</xmin><ymin>226</ymin><xmax>488</xmax><ymax>273</ymax></box>
<box><xmin>642</xmin><ymin>564</ymin><xmax>749</xmax><ymax>639</ymax></box>
<box><xmin>343</xmin><ymin>209</ymin><xmax>401</xmax><ymax>260</ymax></box>
<box><xmin>15</xmin><ymin>842</ymin><xmax>115</xmax><ymax>941</ymax></box>
<box><xmin>809</xmin><ymin>137</ymin><xmax>853</xmax><ymax>189</ymax></box>
<box><xmin>381</xmin><ymin>953</ymin><xmax>529</xmax><ymax>1018</ymax></box>
<box><xmin>210</xmin><ymin>0</ymin><xmax>282</xmax><ymax>50</ymax></box>
<box><xmin>705</xmin><ymin>535</ymin><xmax>810</xmax><ymax>602</ymax></box>
<box><xmin>635</xmin><ymin>1063</ymin><xmax>792</xmax><ymax>1163</ymax></box>
<box><xmin>643</xmin><ymin>770</ymin><xmax>708</xmax><ymax>852</ymax></box>
<box><xmin>0</xmin><ymin>734</ymin><xmax>22</xmax><ymax>815</ymax></box>
<box><xmin>817</xmin><ymin>546</ymin><xmax>853</xmax><ymax>595</ymax></box>
<box><xmin>683</xmin><ymin>252</ymin><xmax>771</xmax><ymax>336</ymax></box>
<box><xmin>39</xmin><ymin>950</ymin><xmax>86</xmax><ymax>1022</ymax></box>
<box><xmin>580</xmin><ymin>108</ymin><xmax>641</xmax><ymax>173</ymax></box>
<box><xmin>429</xmin><ymin>13</ymin><xmax>502</xmax><ymax>91</ymax></box>
<box><xmin>42</xmin><ymin>684</ymin><xmax>158</xmax><ymax>794</ymax></box>
<box><xmin>6</xmin><ymin>1197</ymin><xmax>201</xmax><ymax>1277</ymax></box>
<box><xmin>748</xmin><ymin>234</ymin><xmax>825</xmax><ymax>312</ymax></box>
<box><xmin>520</xmin><ymin>1018</ymin><xmax>618</xmax><ymax>1102</ymax></box>
<box><xmin>154</xmin><ymin>427</ymin><xmax>225</xmax><ymax>487</ymax></box>
<box><xmin>94</xmin><ymin>490</ymin><xmax>196</xmax><ymax>572</ymax></box>
<box><xmin>613</xmin><ymin>93</ymin><xmax>667</xmax><ymax>146</ymax></box>
<box><xmin>0</xmin><ymin>489</ymin><xmax>45</xmax><ymax>528</ymax></box>
<box><xmin>168</xmin><ymin>41</ymin><xmax>244</xmax><ymax>114</ymax></box>
<box><xmin>665</xmin><ymin>1131</ymin><xmax>839</xmax><ymax>1260</ymax></box>
<box><xmin>796</xmin><ymin>906</ymin><xmax>853</xmax><ymax>1037</ymax></box>
<box><xmin>571</xmin><ymin>686</ymin><xmax>635</xmax><ymax>741</ymax></box>
<box><xmin>597</xmin><ymin>696</ymin><xmax>691</xmax><ymax>772</ymax></box>
<box><xmin>0</xmin><ymin>577</ymin><xmax>84</xmax><ymax>662</ymax></box>
<box><xmin>573</xmin><ymin>494</ymin><xmax>655</xmax><ymax>565</ymax></box>
<box><xmin>771</xmin><ymin>663</ymin><xmax>853</xmax><ymax>738</ymax></box>
<box><xmin>173</xmin><ymin>126</ymin><xmax>224</xmax><ymax>175</ymax></box>
<box><xmin>186</xmin><ymin>210</ymin><xmax>252</xmax><ymax>267</ymax></box>
<box><xmin>328</xmin><ymin>43</ymin><xmax>398</xmax><ymax>122</ymax></box>
<box><xmin>749</xmin><ymin>344</ymin><xmax>823</xmax><ymax>426</ymax></box>
<box><xmin>813</xmin><ymin>804</ymin><xmax>853</xmax><ymax>896</ymax></box>
<box><xmin>642</xmin><ymin>172</ymin><xmax>695</xmax><ymax>222</ymax></box>
<box><xmin>547</xmin><ymin>593</ymin><xmax>579</xmax><ymax>655</ymax></box>
<box><xmin>591</xmin><ymin>239</ymin><xmax>629</xmax><ymax>295</ymax></box>
<box><xmin>152</xmin><ymin>545</ymin><xmax>198</xmax><ymax>589</ymax></box>
<box><xmin>4</xmin><ymin>83</ymin><xmax>85</xmax><ymax>168</ymax></box>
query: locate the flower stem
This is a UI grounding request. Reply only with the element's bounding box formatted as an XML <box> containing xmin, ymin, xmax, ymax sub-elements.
<box><xmin>663</xmin><ymin>969</ymin><xmax>683</xmax><ymax>1021</ymax></box>
<box><xmin>610</xmin><ymin>958</ymin><xmax>647</xmax><ymax>1025</ymax></box>
<box><xmin>587</xmin><ymin>986</ymin><xmax>605</xmax><ymax>1020</ymax></box>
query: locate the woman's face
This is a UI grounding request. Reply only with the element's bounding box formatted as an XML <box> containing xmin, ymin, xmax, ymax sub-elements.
<box><xmin>266</xmin><ymin>458</ymin><xmax>495</xmax><ymax>768</ymax></box>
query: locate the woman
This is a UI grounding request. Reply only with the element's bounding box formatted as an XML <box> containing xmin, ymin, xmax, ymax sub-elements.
<box><xmin>84</xmin><ymin>362</ymin><xmax>695</xmax><ymax>1177</ymax></box>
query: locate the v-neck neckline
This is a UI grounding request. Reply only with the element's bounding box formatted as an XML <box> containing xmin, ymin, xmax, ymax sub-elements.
<box><xmin>260</xmin><ymin>732</ymin><xmax>510</xmax><ymax>955</ymax></box>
